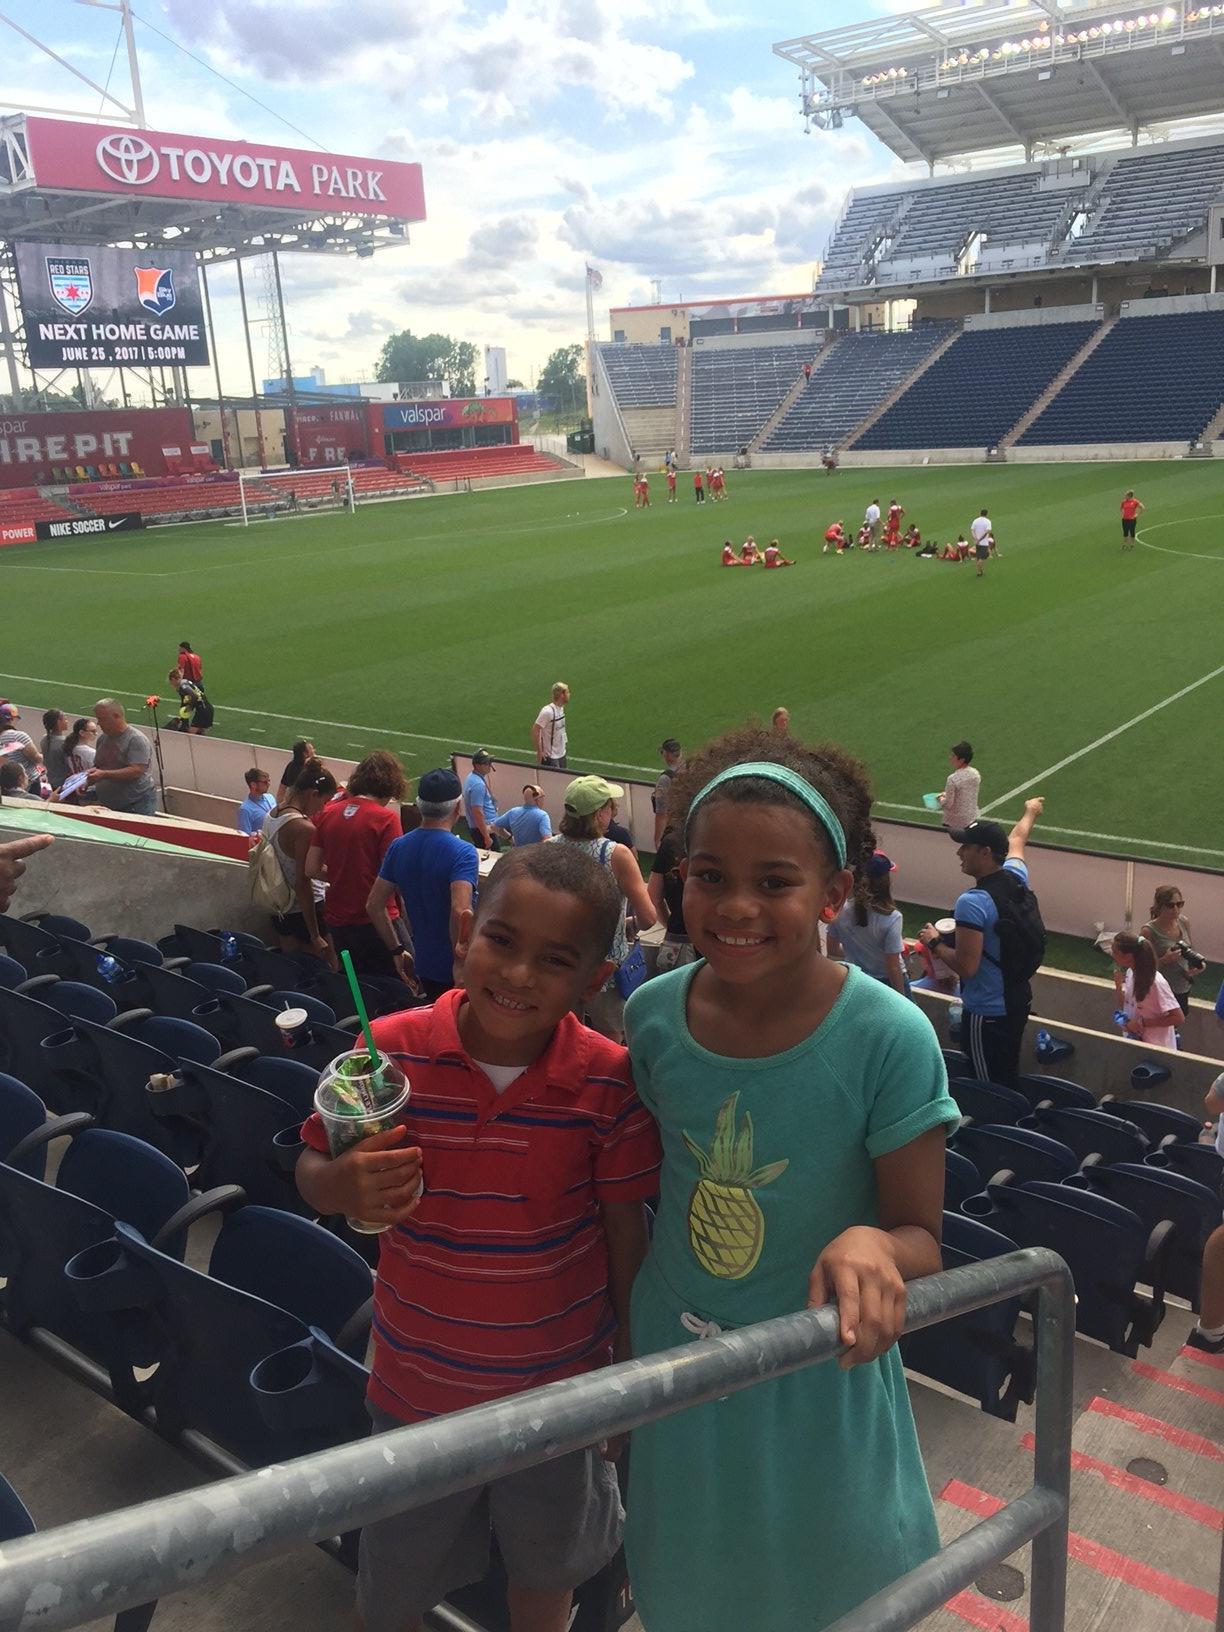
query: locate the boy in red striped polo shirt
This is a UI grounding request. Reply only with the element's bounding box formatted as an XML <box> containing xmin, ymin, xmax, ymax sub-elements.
<box><xmin>296</xmin><ymin>843</ymin><xmax>660</xmax><ymax>1632</ymax></box>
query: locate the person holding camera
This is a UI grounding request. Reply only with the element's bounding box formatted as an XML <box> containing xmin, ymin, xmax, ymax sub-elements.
<box><xmin>1142</xmin><ymin>885</ymin><xmax>1203</xmax><ymax>1017</ymax></box>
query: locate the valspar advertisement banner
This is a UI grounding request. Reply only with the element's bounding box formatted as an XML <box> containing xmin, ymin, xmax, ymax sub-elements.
<box><xmin>381</xmin><ymin>398</ymin><xmax>518</xmax><ymax>431</ymax></box>
<box><xmin>15</xmin><ymin>242</ymin><xmax>209</xmax><ymax>369</ymax></box>
<box><xmin>24</xmin><ymin>118</ymin><xmax>426</xmax><ymax>222</ymax></box>
<box><xmin>0</xmin><ymin>407</ymin><xmax>195</xmax><ymax>487</ymax></box>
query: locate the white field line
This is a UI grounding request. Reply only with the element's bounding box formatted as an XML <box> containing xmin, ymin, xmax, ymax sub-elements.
<box><xmin>980</xmin><ymin>659</ymin><xmax>1224</xmax><ymax>814</ymax></box>
<box><xmin>1137</xmin><ymin>514</ymin><xmax>1224</xmax><ymax>564</ymax></box>
<box><xmin>0</xmin><ymin>669</ymin><xmax>658</xmax><ymax>777</ymax></box>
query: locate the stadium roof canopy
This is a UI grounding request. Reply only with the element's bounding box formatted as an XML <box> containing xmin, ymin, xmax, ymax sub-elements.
<box><xmin>774</xmin><ymin>1</ymin><xmax>1224</xmax><ymax>165</ymax></box>
<box><xmin>0</xmin><ymin>114</ymin><xmax>425</xmax><ymax>262</ymax></box>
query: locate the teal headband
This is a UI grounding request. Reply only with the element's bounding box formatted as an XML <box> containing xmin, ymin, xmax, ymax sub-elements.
<box><xmin>685</xmin><ymin>762</ymin><xmax>848</xmax><ymax>869</ymax></box>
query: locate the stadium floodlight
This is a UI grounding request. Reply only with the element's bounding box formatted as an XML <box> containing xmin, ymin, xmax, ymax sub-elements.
<box><xmin>236</xmin><ymin>464</ymin><xmax>357</xmax><ymax>527</ymax></box>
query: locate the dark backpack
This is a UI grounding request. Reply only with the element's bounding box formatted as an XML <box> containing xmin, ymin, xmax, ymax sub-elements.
<box><xmin>976</xmin><ymin>867</ymin><xmax>1046</xmax><ymax>994</ymax></box>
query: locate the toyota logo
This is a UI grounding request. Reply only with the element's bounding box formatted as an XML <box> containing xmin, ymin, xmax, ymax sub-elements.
<box><xmin>96</xmin><ymin>133</ymin><xmax>160</xmax><ymax>186</ymax></box>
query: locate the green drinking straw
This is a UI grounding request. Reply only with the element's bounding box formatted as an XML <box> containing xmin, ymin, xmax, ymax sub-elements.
<box><xmin>340</xmin><ymin>949</ymin><xmax>382</xmax><ymax>1113</ymax></box>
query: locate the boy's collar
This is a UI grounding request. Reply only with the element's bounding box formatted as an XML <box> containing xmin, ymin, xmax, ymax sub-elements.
<box><xmin>426</xmin><ymin>988</ymin><xmax>592</xmax><ymax>1094</ymax></box>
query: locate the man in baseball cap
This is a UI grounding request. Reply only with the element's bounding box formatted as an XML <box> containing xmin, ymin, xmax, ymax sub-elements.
<box><xmin>653</xmin><ymin>739</ymin><xmax>684</xmax><ymax>849</ymax></box>
<box><xmin>0</xmin><ymin>703</ymin><xmax>40</xmax><ymax>779</ymax></box>
<box><xmin>463</xmin><ymin>751</ymin><xmax>499</xmax><ymax>850</ymax></box>
<box><xmin>366</xmin><ymin>766</ymin><xmax>478</xmax><ymax>1001</ymax></box>
<box><xmin>920</xmin><ymin>798</ymin><xmax>1045</xmax><ymax>1087</ymax></box>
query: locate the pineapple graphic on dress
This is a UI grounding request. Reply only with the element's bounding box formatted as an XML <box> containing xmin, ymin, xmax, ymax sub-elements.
<box><xmin>682</xmin><ymin>1092</ymin><xmax>788</xmax><ymax>1280</ymax></box>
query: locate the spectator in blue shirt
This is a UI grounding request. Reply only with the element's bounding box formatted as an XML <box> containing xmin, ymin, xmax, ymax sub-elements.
<box><xmin>491</xmin><ymin>783</ymin><xmax>553</xmax><ymax>847</ymax></box>
<box><xmin>366</xmin><ymin>767</ymin><xmax>479</xmax><ymax>1000</ymax></box>
<box><xmin>236</xmin><ymin>768</ymin><xmax>276</xmax><ymax>836</ymax></box>
<box><xmin>463</xmin><ymin>750</ymin><xmax>500</xmax><ymax>848</ymax></box>
<box><xmin>919</xmin><ymin>798</ymin><xmax>1044</xmax><ymax>1087</ymax></box>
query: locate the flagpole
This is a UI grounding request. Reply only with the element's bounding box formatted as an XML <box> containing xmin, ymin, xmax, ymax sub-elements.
<box><xmin>585</xmin><ymin>265</ymin><xmax>597</xmax><ymax>416</ymax></box>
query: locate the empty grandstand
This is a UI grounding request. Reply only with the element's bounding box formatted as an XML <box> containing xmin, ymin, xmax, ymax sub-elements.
<box><xmin>858</xmin><ymin>319</ymin><xmax>1097</xmax><ymax>450</ymax></box>
<box><xmin>690</xmin><ymin>342</ymin><xmax>823</xmax><ymax>455</ymax></box>
<box><xmin>763</xmin><ymin>324</ymin><xmax>954</xmax><ymax>453</ymax></box>
<box><xmin>596</xmin><ymin>343</ymin><xmax>677</xmax><ymax>407</ymax></box>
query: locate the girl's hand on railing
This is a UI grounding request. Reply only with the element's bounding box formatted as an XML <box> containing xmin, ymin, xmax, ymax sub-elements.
<box><xmin>807</xmin><ymin>1226</ymin><xmax>907</xmax><ymax>1370</ymax></box>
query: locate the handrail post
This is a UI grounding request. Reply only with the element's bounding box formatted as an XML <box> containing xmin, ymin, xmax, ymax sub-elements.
<box><xmin>1028</xmin><ymin>1269</ymin><xmax>1075</xmax><ymax>1631</ymax></box>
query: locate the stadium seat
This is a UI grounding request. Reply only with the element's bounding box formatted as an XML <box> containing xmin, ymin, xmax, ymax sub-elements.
<box><xmin>944</xmin><ymin>1149</ymin><xmax>982</xmax><ymax>1210</ymax></box>
<box><xmin>0</xmin><ymin>955</ymin><xmax>27</xmax><ymax>990</ymax></box>
<box><xmin>184</xmin><ymin>961</ymin><xmax>247</xmax><ymax>995</ymax></box>
<box><xmin>947</xmin><ymin>1077</ymin><xmax>1030</xmax><ymax>1127</ymax></box>
<box><xmin>139</xmin><ymin>962</ymin><xmax>225</xmax><ymax>1026</ymax></box>
<box><xmin>0</xmin><ymin>1073</ymin><xmax>91</xmax><ymax>1182</ymax></box>
<box><xmin>211</xmin><ymin>1048</ymin><xmax>318</xmax><ymax>1119</ymax></box>
<box><xmin>1065</xmin><ymin>1162</ymin><xmax>1220</xmax><ymax>1308</ymax></box>
<box><xmin>22</xmin><ymin>911</ymin><xmax>93</xmax><ymax>942</ymax></box>
<box><xmin>154</xmin><ymin>1059</ymin><xmax>308</xmax><ymax>1213</ymax></box>
<box><xmin>1097</xmin><ymin>1098</ymin><xmax>1203</xmax><ymax>1148</ymax></box>
<box><xmin>76</xmin><ymin>1207</ymin><xmax>372</xmax><ymax>1465</ymax></box>
<box><xmin>0</xmin><ymin>1469</ymin><xmax>156</xmax><ymax>1632</ymax></box>
<box><xmin>51</xmin><ymin>937</ymin><xmax>149</xmax><ymax>1002</ymax></box>
<box><xmin>92</xmin><ymin>934</ymin><xmax>164</xmax><ymax>968</ymax></box>
<box><xmin>205</xmin><ymin>990</ymin><xmax>356</xmax><ymax>1066</ymax></box>
<box><xmin>900</xmin><ymin>1212</ymin><xmax>1034</xmax><ymax>1420</ymax></box>
<box><xmin>1022</xmin><ymin>1106</ymin><xmax>1149</xmax><ymax>1167</ymax></box>
<box><xmin>16</xmin><ymin>974</ymin><xmax>118</xmax><ymax>1026</ymax></box>
<box><xmin>67</xmin><ymin>1017</ymin><xmax>200</xmax><ymax>1163</ymax></box>
<box><xmin>0</xmin><ymin>986</ymin><xmax>101</xmax><ymax>1114</ymax></box>
<box><xmin>1146</xmin><ymin>1142</ymin><xmax>1224</xmax><ymax>1190</ymax></box>
<box><xmin>0</xmin><ymin>914</ymin><xmax>72</xmax><ymax>978</ymax></box>
<box><xmin>950</xmin><ymin>1123</ymin><xmax>1079</xmax><ymax>1189</ymax></box>
<box><xmin>963</xmin><ymin>1181</ymin><xmax>1166</xmax><ymax>1355</ymax></box>
<box><xmin>1013</xmin><ymin>1074</ymin><xmax>1097</xmax><ymax>1112</ymax></box>
<box><xmin>0</xmin><ymin>1125</ymin><xmax>228</xmax><ymax>1412</ymax></box>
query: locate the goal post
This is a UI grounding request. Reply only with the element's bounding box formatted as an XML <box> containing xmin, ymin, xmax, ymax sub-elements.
<box><xmin>236</xmin><ymin>464</ymin><xmax>357</xmax><ymax>526</ymax></box>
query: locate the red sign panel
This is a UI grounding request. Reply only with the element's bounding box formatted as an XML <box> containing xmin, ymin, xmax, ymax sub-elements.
<box><xmin>0</xmin><ymin>523</ymin><xmax>37</xmax><ymax>546</ymax></box>
<box><xmin>0</xmin><ymin>407</ymin><xmax>196</xmax><ymax>487</ymax></box>
<box><xmin>289</xmin><ymin>403</ymin><xmax>379</xmax><ymax>466</ymax></box>
<box><xmin>24</xmin><ymin>117</ymin><xmax>426</xmax><ymax>222</ymax></box>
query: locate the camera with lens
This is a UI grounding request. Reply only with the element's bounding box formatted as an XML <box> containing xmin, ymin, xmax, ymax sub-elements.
<box><xmin>1174</xmin><ymin>940</ymin><xmax>1207</xmax><ymax>972</ymax></box>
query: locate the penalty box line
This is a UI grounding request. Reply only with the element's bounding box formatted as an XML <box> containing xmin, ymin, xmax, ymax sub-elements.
<box><xmin>0</xmin><ymin>670</ymin><xmax>659</xmax><ymax>779</ymax></box>
<box><xmin>980</xmin><ymin>660</ymin><xmax>1224</xmax><ymax>815</ymax></box>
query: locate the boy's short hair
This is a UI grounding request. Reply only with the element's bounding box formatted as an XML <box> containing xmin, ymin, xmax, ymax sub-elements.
<box><xmin>244</xmin><ymin>767</ymin><xmax>266</xmax><ymax>788</ymax></box>
<box><xmin>475</xmin><ymin>844</ymin><xmax>621</xmax><ymax>965</ymax></box>
<box><xmin>951</xmin><ymin>740</ymin><xmax>973</xmax><ymax>763</ymax></box>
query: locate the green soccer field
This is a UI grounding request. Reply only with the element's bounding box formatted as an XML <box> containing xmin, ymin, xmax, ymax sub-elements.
<box><xmin>2</xmin><ymin>461</ymin><xmax>1220</xmax><ymax>867</ymax></box>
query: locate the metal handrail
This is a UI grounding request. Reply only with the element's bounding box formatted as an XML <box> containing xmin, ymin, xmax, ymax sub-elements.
<box><xmin>0</xmin><ymin>1248</ymin><xmax>1074</xmax><ymax>1632</ymax></box>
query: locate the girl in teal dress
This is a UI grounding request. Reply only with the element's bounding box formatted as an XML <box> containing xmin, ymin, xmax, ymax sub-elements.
<box><xmin>623</xmin><ymin>726</ymin><xmax>960</xmax><ymax>1632</ymax></box>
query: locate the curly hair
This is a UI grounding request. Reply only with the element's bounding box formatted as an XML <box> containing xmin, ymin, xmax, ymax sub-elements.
<box><xmin>665</xmin><ymin>724</ymin><xmax>875</xmax><ymax>883</ymax></box>
<box><xmin>347</xmin><ymin>750</ymin><xmax>409</xmax><ymax>802</ymax></box>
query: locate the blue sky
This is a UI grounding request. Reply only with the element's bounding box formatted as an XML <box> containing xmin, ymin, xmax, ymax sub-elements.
<box><xmin>13</xmin><ymin>0</ymin><xmax>914</xmax><ymax>387</ymax></box>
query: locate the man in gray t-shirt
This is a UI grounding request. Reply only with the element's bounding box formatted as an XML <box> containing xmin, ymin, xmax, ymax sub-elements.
<box><xmin>87</xmin><ymin>699</ymin><xmax>158</xmax><ymax>815</ymax></box>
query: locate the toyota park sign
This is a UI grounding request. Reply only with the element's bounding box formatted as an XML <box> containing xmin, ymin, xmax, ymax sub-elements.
<box><xmin>23</xmin><ymin>117</ymin><xmax>426</xmax><ymax>222</ymax></box>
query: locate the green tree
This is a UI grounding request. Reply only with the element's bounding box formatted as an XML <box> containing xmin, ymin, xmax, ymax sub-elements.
<box><xmin>375</xmin><ymin>331</ymin><xmax>478</xmax><ymax>397</ymax></box>
<box><xmin>536</xmin><ymin>343</ymin><xmax>585</xmax><ymax>415</ymax></box>
<box><xmin>505</xmin><ymin>377</ymin><xmax>525</xmax><ymax>389</ymax></box>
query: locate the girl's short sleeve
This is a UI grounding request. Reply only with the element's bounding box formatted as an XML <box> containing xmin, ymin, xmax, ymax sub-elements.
<box><xmin>864</xmin><ymin>1000</ymin><xmax>960</xmax><ymax>1161</ymax></box>
<box><xmin>882</xmin><ymin>910</ymin><xmax>904</xmax><ymax>957</ymax></box>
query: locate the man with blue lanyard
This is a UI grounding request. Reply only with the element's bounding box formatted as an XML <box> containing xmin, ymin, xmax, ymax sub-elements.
<box><xmin>463</xmin><ymin>750</ymin><xmax>500</xmax><ymax>849</ymax></box>
<box><xmin>919</xmin><ymin>798</ymin><xmax>1044</xmax><ymax>1087</ymax></box>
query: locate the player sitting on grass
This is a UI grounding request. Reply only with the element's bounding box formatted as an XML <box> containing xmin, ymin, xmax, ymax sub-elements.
<box><xmin>823</xmin><ymin>521</ymin><xmax>846</xmax><ymax>554</ymax></box>
<box><xmin>903</xmin><ymin>525</ymin><xmax>921</xmax><ymax>550</ymax></box>
<box><xmin>296</xmin><ymin>842</ymin><xmax>661</xmax><ymax>1632</ymax></box>
<box><xmin>721</xmin><ymin>541</ymin><xmax>748</xmax><ymax>567</ymax></box>
<box><xmin>741</xmin><ymin>536</ymin><xmax>763</xmax><ymax>566</ymax></box>
<box><xmin>915</xmin><ymin>539</ymin><xmax>937</xmax><ymax>559</ymax></box>
<box><xmin>857</xmin><ymin>521</ymin><xmax>875</xmax><ymax>552</ymax></box>
<box><xmin>939</xmin><ymin>540</ymin><xmax>962</xmax><ymax>562</ymax></box>
<box><xmin>764</xmin><ymin>540</ymin><xmax>795</xmax><ymax>569</ymax></box>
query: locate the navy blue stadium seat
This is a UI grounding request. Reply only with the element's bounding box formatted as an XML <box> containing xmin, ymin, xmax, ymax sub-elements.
<box><xmin>0</xmin><ymin>1469</ymin><xmax>155</xmax><ymax>1632</ymax></box>
<box><xmin>110</xmin><ymin>1011</ymin><xmax>221</xmax><ymax>1069</ymax></box>
<box><xmin>859</xmin><ymin>322</ymin><xmax>1098</xmax><ymax>450</ymax></box>
<box><xmin>1023</xmin><ymin>1106</ymin><xmax>1148</xmax><ymax>1167</ymax></box>
<box><xmin>0</xmin><ymin>985</ymin><xmax>101</xmax><ymax>1114</ymax></box>
<box><xmin>208</xmin><ymin>991</ymin><xmax>357</xmax><ymax>1068</ymax></box>
<box><xmin>67</xmin><ymin>1017</ymin><xmax>199</xmax><ymax>1163</ymax></box>
<box><xmin>1013</xmin><ymin>1074</ymin><xmax>1097</xmax><ymax>1112</ymax></box>
<box><xmin>0</xmin><ymin>1125</ymin><xmax>220</xmax><ymax>1411</ymax></box>
<box><xmin>22</xmin><ymin>911</ymin><xmax>93</xmax><ymax>942</ymax></box>
<box><xmin>75</xmin><ymin>1208</ymin><xmax>372</xmax><ymax>1465</ymax></box>
<box><xmin>948</xmin><ymin>1077</ymin><xmax>1030</xmax><ymax>1127</ymax></box>
<box><xmin>212</xmin><ymin>1048</ymin><xmax>318</xmax><ymax>1119</ymax></box>
<box><xmin>1146</xmin><ymin>1141</ymin><xmax>1223</xmax><ymax>1191</ymax></box>
<box><xmin>155</xmin><ymin>1059</ymin><xmax>307</xmax><ymax>1212</ymax></box>
<box><xmin>1098</xmin><ymin>1099</ymin><xmax>1203</xmax><ymax>1149</ymax></box>
<box><xmin>91</xmin><ymin>934</ymin><xmax>163</xmax><ymax>968</ymax></box>
<box><xmin>1065</xmin><ymin>1162</ymin><xmax>1219</xmax><ymax>1309</ymax></box>
<box><xmin>951</xmin><ymin>1123</ymin><xmax>1079</xmax><ymax>1189</ymax></box>
<box><xmin>16</xmin><ymin>974</ymin><xmax>118</xmax><ymax>1026</ymax></box>
<box><xmin>900</xmin><ymin>1212</ymin><xmax>1033</xmax><ymax>1420</ymax></box>
<box><xmin>51</xmin><ymin>937</ymin><xmax>148</xmax><ymax>1002</ymax></box>
<box><xmin>963</xmin><ymin>1181</ymin><xmax>1165</xmax><ymax>1355</ymax></box>
<box><xmin>185</xmin><ymin>960</ymin><xmax>247</xmax><ymax>995</ymax></box>
<box><xmin>0</xmin><ymin>954</ymin><xmax>27</xmax><ymax>990</ymax></box>
<box><xmin>0</xmin><ymin>914</ymin><xmax>71</xmax><ymax>977</ymax></box>
<box><xmin>944</xmin><ymin>1149</ymin><xmax>982</xmax><ymax>1210</ymax></box>
<box><xmin>139</xmin><ymin>962</ymin><xmax>224</xmax><ymax>1027</ymax></box>
<box><xmin>941</xmin><ymin>1048</ymin><xmax>972</xmax><ymax>1077</ymax></box>
<box><xmin>1020</xmin><ymin>311</ymin><xmax>1224</xmax><ymax>445</ymax></box>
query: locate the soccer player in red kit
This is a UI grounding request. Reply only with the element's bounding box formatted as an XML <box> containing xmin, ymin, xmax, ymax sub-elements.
<box><xmin>823</xmin><ymin>521</ymin><xmax>846</xmax><ymax>555</ymax></box>
<box><xmin>666</xmin><ymin>467</ymin><xmax>677</xmax><ymax>503</ymax></box>
<box><xmin>1120</xmin><ymin>490</ymin><xmax>1143</xmax><ymax>550</ymax></box>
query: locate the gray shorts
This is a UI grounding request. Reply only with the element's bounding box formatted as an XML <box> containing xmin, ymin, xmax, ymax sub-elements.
<box><xmin>357</xmin><ymin>1405</ymin><xmax>623</xmax><ymax>1632</ymax></box>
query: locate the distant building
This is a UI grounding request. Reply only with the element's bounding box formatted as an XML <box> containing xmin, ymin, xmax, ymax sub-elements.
<box><xmin>484</xmin><ymin>346</ymin><xmax>508</xmax><ymax>394</ymax></box>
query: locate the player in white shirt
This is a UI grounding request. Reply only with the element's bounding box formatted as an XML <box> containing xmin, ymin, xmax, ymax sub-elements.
<box><xmin>863</xmin><ymin>499</ymin><xmax>881</xmax><ymax>550</ymax></box>
<box><xmin>970</xmin><ymin>509</ymin><xmax>992</xmax><ymax>548</ymax></box>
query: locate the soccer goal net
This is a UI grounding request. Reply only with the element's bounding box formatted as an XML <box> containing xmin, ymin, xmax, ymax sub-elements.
<box><xmin>236</xmin><ymin>464</ymin><xmax>356</xmax><ymax>526</ymax></box>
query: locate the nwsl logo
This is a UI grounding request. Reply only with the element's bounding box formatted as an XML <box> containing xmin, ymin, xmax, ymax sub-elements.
<box><xmin>134</xmin><ymin>266</ymin><xmax>176</xmax><ymax>315</ymax></box>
